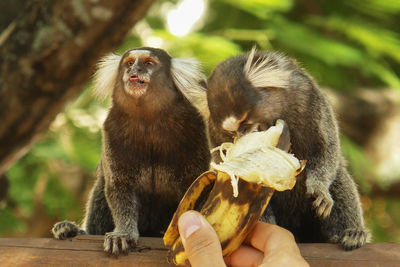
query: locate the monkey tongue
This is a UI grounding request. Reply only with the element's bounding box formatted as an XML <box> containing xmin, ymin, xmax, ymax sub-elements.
<box><xmin>129</xmin><ymin>76</ymin><xmax>140</xmax><ymax>82</ymax></box>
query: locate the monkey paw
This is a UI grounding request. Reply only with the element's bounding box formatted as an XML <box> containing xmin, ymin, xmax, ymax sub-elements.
<box><xmin>52</xmin><ymin>221</ymin><xmax>86</xmax><ymax>240</ymax></box>
<box><xmin>339</xmin><ymin>228</ymin><xmax>370</xmax><ymax>250</ymax></box>
<box><xmin>104</xmin><ymin>230</ymin><xmax>139</xmax><ymax>256</ymax></box>
<box><xmin>306</xmin><ymin>181</ymin><xmax>334</xmax><ymax>219</ymax></box>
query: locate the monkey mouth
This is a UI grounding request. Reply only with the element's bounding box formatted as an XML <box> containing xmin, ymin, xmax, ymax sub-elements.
<box><xmin>125</xmin><ymin>75</ymin><xmax>148</xmax><ymax>96</ymax></box>
<box><xmin>129</xmin><ymin>75</ymin><xmax>146</xmax><ymax>84</ymax></box>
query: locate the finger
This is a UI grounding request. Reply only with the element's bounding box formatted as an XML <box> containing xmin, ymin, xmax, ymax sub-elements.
<box><xmin>312</xmin><ymin>195</ymin><xmax>324</xmax><ymax>209</ymax></box>
<box><xmin>259</xmin><ymin>250</ymin><xmax>309</xmax><ymax>267</ymax></box>
<box><xmin>245</xmin><ymin>222</ymin><xmax>301</xmax><ymax>256</ymax></box>
<box><xmin>178</xmin><ymin>211</ymin><xmax>226</xmax><ymax>267</ymax></box>
<box><xmin>245</xmin><ymin>222</ymin><xmax>309</xmax><ymax>267</ymax></box>
<box><xmin>224</xmin><ymin>244</ymin><xmax>263</xmax><ymax>267</ymax></box>
<box><xmin>112</xmin><ymin>237</ymin><xmax>119</xmax><ymax>256</ymax></box>
<box><xmin>121</xmin><ymin>237</ymin><xmax>129</xmax><ymax>254</ymax></box>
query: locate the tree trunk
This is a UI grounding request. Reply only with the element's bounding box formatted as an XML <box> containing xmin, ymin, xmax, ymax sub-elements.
<box><xmin>0</xmin><ymin>0</ymin><xmax>25</xmax><ymax>32</ymax></box>
<box><xmin>0</xmin><ymin>0</ymin><xmax>155</xmax><ymax>175</ymax></box>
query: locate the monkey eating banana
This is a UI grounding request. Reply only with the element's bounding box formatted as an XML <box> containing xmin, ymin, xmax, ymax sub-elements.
<box><xmin>163</xmin><ymin>119</ymin><xmax>305</xmax><ymax>266</ymax></box>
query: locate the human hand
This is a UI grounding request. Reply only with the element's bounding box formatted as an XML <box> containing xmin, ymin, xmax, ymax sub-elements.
<box><xmin>178</xmin><ymin>210</ymin><xmax>309</xmax><ymax>267</ymax></box>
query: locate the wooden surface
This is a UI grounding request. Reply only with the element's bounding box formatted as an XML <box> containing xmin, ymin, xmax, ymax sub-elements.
<box><xmin>0</xmin><ymin>236</ymin><xmax>399</xmax><ymax>266</ymax></box>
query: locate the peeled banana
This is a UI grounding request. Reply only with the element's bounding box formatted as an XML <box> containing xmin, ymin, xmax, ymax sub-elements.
<box><xmin>163</xmin><ymin>120</ymin><xmax>305</xmax><ymax>266</ymax></box>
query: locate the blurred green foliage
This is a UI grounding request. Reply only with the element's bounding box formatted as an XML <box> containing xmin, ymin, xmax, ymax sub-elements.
<box><xmin>1</xmin><ymin>0</ymin><xmax>399</xmax><ymax>240</ymax></box>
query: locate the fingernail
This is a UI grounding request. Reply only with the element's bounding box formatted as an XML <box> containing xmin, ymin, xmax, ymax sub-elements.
<box><xmin>179</xmin><ymin>211</ymin><xmax>201</xmax><ymax>239</ymax></box>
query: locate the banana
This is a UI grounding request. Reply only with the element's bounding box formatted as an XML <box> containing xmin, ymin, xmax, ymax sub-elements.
<box><xmin>163</xmin><ymin>120</ymin><xmax>305</xmax><ymax>266</ymax></box>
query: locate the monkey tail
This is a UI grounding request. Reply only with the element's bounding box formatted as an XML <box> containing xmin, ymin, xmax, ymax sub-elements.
<box><xmin>51</xmin><ymin>221</ymin><xmax>86</xmax><ymax>240</ymax></box>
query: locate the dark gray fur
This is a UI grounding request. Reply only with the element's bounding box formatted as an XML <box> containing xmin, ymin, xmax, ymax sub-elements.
<box><xmin>207</xmin><ymin>49</ymin><xmax>369</xmax><ymax>250</ymax></box>
<box><xmin>52</xmin><ymin>47</ymin><xmax>210</xmax><ymax>255</ymax></box>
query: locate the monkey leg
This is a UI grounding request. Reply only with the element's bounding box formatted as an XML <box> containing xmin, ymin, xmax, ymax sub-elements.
<box><xmin>320</xmin><ymin>166</ymin><xmax>370</xmax><ymax>250</ymax></box>
<box><xmin>83</xmin><ymin>174</ymin><xmax>114</xmax><ymax>235</ymax></box>
<box><xmin>103</xmin><ymin>180</ymin><xmax>140</xmax><ymax>256</ymax></box>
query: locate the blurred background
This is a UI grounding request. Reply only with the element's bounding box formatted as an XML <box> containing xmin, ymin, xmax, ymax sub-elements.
<box><xmin>0</xmin><ymin>0</ymin><xmax>399</xmax><ymax>242</ymax></box>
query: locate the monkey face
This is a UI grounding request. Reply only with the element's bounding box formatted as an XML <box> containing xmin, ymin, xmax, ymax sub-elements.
<box><xmin>120</xmin><ymin>49</ymin><xmax>162</xmax><ymax>98</ymax></box>
<box><xmin>207</xmin><ymin>60</ymin><xmax>264</xmax><ymax>142</ymax></box>
<box><xmin>93</xmin><ymin>47</ymin><xmax>206</xmax><ymax>117</ymax></box>
<box><xmin>207</xmin><ymin>49</ymin><xmax>292</xmax><ymax>144</ymax></box>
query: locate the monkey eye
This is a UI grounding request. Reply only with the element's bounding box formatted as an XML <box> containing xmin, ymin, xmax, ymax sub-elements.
<box><xmin>144</xmin><ymin>60</ymin><xmax>155</xmax><ymax>66</ymax></box>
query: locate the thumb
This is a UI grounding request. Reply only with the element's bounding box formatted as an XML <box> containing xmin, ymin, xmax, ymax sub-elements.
<box><xmin>178</xmin><ymin>211</ymin><xmax>226</xmax><ymax>267</ymax></box>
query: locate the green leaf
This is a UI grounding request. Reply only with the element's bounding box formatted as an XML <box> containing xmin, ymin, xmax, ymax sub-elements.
<box><xmin>272</xmin><ymin>17</ymin><xmax>400</xmax><ymax>89</ymax></box>
<box><xmin>272</xmin><ymin>17</ymin><xmax>365</xmax><ymax>66</ymax></box>
<box><xmin>221</xmin><ymin>0</ymin><xmax>293</xmax><ymax>19</ymax></box>
<box><xmin>345</xmin><ymin>0</ymin><xmax>400</xmax><ymax>17</ymax></box>
<box><xmin>307</xmin><ymin>16</ymin><xmax>400</xmax><ymax>63</ymax></box>
<box><xmin>220</xmin><ymin>28</ymin><xmax>274</xmax><ymax>49</ymax></box>
<box><xmin>152</xmin><ymin>30</ymin><xmax>242</xmax><ymax>74</ymax></box>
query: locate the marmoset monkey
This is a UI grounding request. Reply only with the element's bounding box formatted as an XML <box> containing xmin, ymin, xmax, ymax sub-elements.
<box><xmin>52</xmin><ymin>47</ymin><xmax>210</xmax><ymax>255</ymax></box>
<box><xmin>206</xmin><ymin>48</ymin><xmax>369</xmax><ymax>250</ymax></box>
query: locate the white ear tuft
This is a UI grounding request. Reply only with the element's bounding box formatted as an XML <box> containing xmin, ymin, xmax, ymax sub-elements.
<box><xmin>243</xmin><ymin>46</ymin><xmax>257</xmax><ymax>77</ymax></box>
<box><xmin>171</xmin><ymin>58</ymin><xmax>209</xmax><ymax>120</ymax></box>
<box><xmin>243</xmin><ymin>47</ymin><xmax>291</xmax><ymax>89</ymax></box>
<box><xmin>92</xmin><ymin>53</ymin><xmax>121</xmax><ymax>100</ymax></box>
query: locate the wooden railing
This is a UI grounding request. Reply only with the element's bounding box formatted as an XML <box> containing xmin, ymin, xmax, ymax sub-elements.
<box><xmin>0</xmin><ymin>235</ymin><xmax>399</xmax><ymax>266</ymax></box>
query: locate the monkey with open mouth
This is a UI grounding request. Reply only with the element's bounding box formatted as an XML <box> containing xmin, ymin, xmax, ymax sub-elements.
<box><xmin>52</xmin><ymin>47</ymin><xmax>210</xmax><ymax>256</ymax></box>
